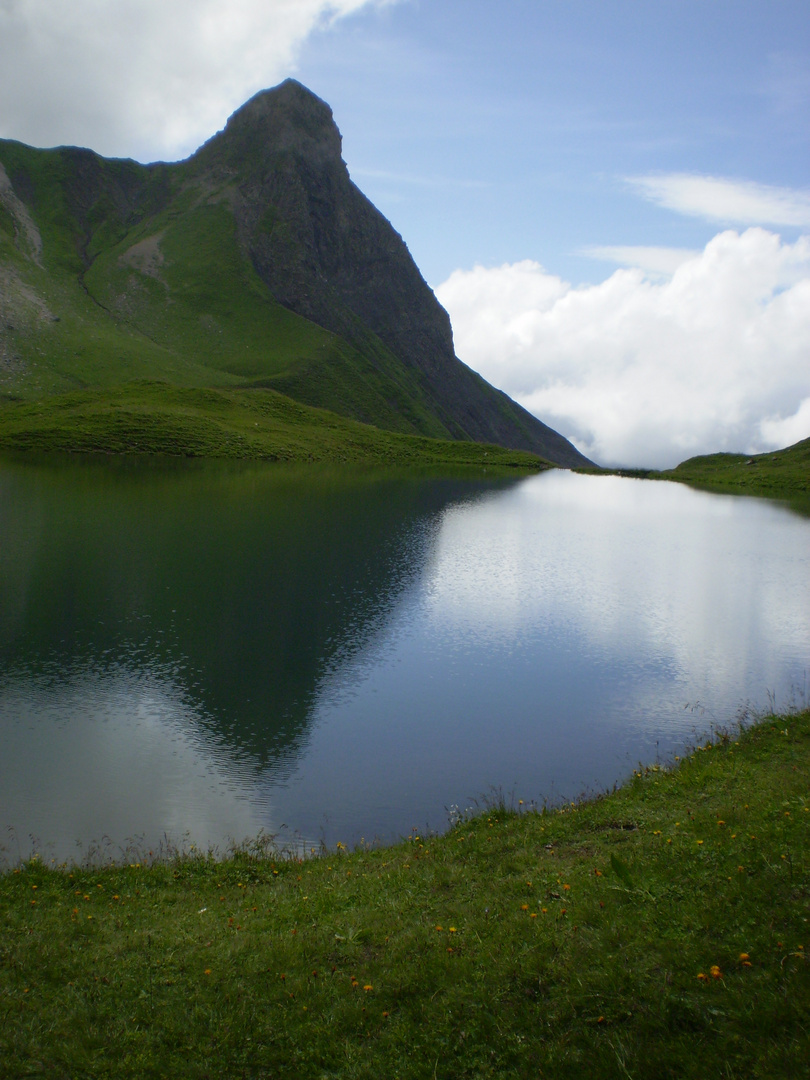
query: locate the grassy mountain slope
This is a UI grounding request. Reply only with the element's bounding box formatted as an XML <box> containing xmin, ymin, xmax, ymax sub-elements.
<box><xmin>0</xmin><ymin>382</ymin><xmax>546</xmax><ymax>469</ymax></box>
<box><xmin>0</xmin><ymin>142</ymin><xmax>448</xmax><ymax>437</ymax></box>
<box><xmin>0</xmin><ymin>82</ymin><xmax>591</xmax><ymax>467</ymax></box>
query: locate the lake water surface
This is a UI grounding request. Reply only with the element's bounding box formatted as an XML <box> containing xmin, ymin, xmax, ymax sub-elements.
<box><xmin>1</xmin><ymin>457</ymin><xmax>808</xmax><ymax>861</ymax></box>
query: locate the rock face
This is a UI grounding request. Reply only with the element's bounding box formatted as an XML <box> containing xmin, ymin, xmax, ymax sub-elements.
<box><xmin>189</xmin><ymin>80</ymin><xmax>589</xmax><ymax>466</ymax></box>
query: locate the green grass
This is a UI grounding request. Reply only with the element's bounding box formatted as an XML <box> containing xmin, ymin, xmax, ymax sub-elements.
<box><xmin>662</xmin><ymin>437</ymin><xmax>810</xmax><ymax>497</ymax></box>
<box><xmin>0</xmin><ymin>382</ymin><xmax>547</xmax><ymax>470</ymax></box>
<box><xmin>578</xmin><ymin>437</ymin><xmax>810</xmax><ymax>505</ymax></box>
<box><xmin>2</xmin><ymin>709</ymin><xmax>808</xmax><ymax>1078</ymax></box>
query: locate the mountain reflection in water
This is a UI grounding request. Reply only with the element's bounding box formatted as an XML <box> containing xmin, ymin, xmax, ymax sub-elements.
<box><xmin>1</xmin><ymin>459</ymin><xmax>808</xmax><ymax>860</ymax></box>
<box><xmin>0</xmin><ymin>458</ymin><xmax>520</xmax><ymax>857</ymax></box>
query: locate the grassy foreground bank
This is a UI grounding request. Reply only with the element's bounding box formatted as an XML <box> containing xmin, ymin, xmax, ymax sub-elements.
<box><xmin>2</xmin><ymin>711</ymin><xmax>809</xmax><ymax>1079</ymax></box>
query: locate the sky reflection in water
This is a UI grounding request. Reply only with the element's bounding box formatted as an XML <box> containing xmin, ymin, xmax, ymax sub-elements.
<box><xmin>1</xmin><ymin>461</ymin><xmax>808</xmax><ymax>860</ymax></box>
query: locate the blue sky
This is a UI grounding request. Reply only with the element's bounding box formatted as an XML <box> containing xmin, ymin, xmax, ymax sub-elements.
<box><xmin>1</xmin><ymin>0</ymin><xmax>808</xmax><ymax>465</ymax></box>
<box><xmin>294</xmin><ymin>0</ymin><xmax>810</xmax><ymax>286</ymax></box>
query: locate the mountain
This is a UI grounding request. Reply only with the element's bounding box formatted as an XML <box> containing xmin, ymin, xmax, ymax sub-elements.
<box><xmin>0</xmin><ymin>79</ymin><xmax>590</xmax><ymax>467</ymax></box>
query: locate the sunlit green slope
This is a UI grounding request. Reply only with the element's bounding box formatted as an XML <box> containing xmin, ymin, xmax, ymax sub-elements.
<box><xmin>0</xmin><ymin>143</ymin><xmax>447</xmax><ymax>439</ymax></box>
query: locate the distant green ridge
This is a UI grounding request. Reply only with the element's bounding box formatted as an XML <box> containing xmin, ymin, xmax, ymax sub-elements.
<box><xmin>663</xmin><ymin>436</ymin><xmax>810</xmax><ymax>495</ymax></box>
<box><xmin>577</xmin><ymin>437</ymin><xmax>810</xmax><ymax>502</ymax></box>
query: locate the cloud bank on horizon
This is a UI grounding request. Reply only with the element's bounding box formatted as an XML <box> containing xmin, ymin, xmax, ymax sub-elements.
<box><xmin>0</xmin><ymin>0</ymin><xmax>394</xmax><ymax>160</ymax></box>
<box><xmin>438</xmin><ymin>214</ymin><xmax>810</xmax><ymax>469</ymax></box>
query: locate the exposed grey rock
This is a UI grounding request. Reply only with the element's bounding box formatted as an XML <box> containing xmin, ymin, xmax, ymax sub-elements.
<box><xmin>192</xmin><ymin>80</ymin><xmax>590</xmax><ymax>466</ymax></box>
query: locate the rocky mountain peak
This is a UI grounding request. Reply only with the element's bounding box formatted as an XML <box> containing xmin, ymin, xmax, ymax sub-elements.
<box><xmin>199</xmin><ymin>79</ymin><xmax>343</xmax><ymax>171</ymax></box>
<box><xmin>185</xmin><ymin>79</ymin><xmax>591</xmax><ymax>465</ymax></box>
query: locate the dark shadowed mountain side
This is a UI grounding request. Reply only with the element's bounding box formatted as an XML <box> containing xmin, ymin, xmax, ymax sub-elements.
<box><xmin>0</xmin><ymin>79</ymin><xmax>590</xmax><ymax>467</ymax></box>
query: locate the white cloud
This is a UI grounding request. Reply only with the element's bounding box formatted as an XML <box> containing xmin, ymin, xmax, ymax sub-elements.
<box><xmin>437</xmin><ymin>228</ymin><xmax>810</xmax><ymax>469</ymax></box>
<box><xmin>0</xmin><ymin>0</ymin><xmax>394</xmax><ymax>161</ymax></box>
<box><xmin>760</xmin><ymin>397</ymin><xmax>810</xmax><ymax>450</ymax></box>
<box><xmin>581</xmin><ymin>245</ymin><xmax>701</xmax><ymax>278</ymax></box>
<box><xmin>629</xmin><ymin>173</ymin><xmax>810</xmax><ymax>229</ymax></box>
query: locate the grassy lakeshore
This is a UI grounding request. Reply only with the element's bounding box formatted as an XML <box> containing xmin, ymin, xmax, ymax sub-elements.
<box><xmin>2</xmin><ymin>711</ymin><xmax>808</xmax><ymax>1077</ymax></box>
<box><xmin>581</xmin><ymin>436</ymin><xmax>810</xmax><ymax>503</ymax></box>
<box><xmin>661</xmin><ymin>438</ymin><xmax>810</xmax><ymax>498</ymax></box>
<box><xmin>0</xmin><ymin>383</ymin><xmax>546</xmax><ymax>471</ymax></box>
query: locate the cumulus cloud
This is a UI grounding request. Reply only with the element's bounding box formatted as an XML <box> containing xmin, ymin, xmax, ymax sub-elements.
<box><xmin>629</xmin><ymin>173</ymin><xmax>810</xmax><ymax>229</ymax></box>
<box><xmin>436</xmin><ymin>228</ymin><xmax>810</xmax><ymax>468</ymax></box>
<box><xmin>0</xmin><ymin>0</ymin><xmax>393</xmax><ymax>161</ymax></box>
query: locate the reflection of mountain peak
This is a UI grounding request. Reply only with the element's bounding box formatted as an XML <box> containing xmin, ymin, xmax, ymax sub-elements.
<box><xmin>0</xmin><ymin>460</ymin><xmax>521</xmax><ymax>770</ymax></box>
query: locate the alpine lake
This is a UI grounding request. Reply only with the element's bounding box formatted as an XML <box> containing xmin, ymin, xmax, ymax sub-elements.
<box><xmin>1</xmin><ymin>455</ymin><xmax>808</xmax><ymax>863</ymax></box>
